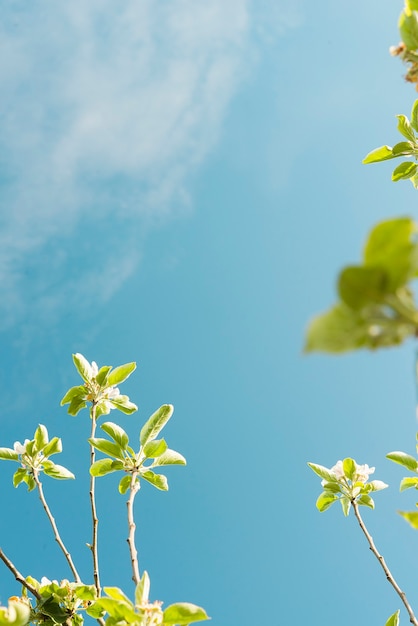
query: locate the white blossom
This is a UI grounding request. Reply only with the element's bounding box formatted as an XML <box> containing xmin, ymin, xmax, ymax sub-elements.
<box><xmin>13</xmin><ymin>440</ymin><xmax>30</xmax><ymax>455</ymax></box>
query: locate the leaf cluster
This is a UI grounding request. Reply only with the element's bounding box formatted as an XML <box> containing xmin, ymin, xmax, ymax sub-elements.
<box><xmin>363</xmin><ymin>100</ymin><xmax>418</xmax><ymax>186</ymax></box>
<box><xmin>89</xmin><ymin>406</ymin><xmax>186</xmax><ymax>493</ymax></box>
<box><xmin>305</xmin><ymin>218</ymin><xmax>418</xmax><ymax>353</ymax></box>
<box><xmin>0</xmin><ymin>425</ymin><xmax>73</xmax><ymax>491</ymax></box>
<box><xmin>61</xmin><ymin>354</ymin><xmax>137</xmax><ymax>418</ymax></box>
<box><xmin>26</xmin><ymin>577</ymin><xmax>96</xmax><ymax>626</ymax></box>
<box><xmin>308</xmin><ymin>458</ymin><xmax>387</xmax><ymax>516</ymax></box>
<box><xmin>90</xmin><ymin>572</ymin><xmax>209</xmax><ymax>626</ymax></box>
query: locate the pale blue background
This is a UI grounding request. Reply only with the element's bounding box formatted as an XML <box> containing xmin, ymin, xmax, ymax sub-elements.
<box><xmin>1</xmin><ymin>2</ymin><xmax>418</xmax><ymax>625</ymax></box>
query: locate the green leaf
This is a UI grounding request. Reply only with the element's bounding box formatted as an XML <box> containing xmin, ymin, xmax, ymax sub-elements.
<box><xmin>60</xmin><ymin>385</ymin><xmax>86</xmax><ymax>406</ymax></box>
<box><xmin>362</xmin><ymin>145</ymin><xmax>396</xmax><ymax>164</ymax></box>
<box><xmin>13</xmin><ymin>467</ymin><xmax>27</xmax><ymax>487</ymax></box>
<box><xmin>163</xmin><ymin>603</ymin><xmax>209</xmax><ymax>625</ymax></box>
<box><xmin>118</xmin><ymin>475</ymin><xmax>133</xmax><ymax>494</ymax></box>
<box><xmin>386</xmin><ymin>451</ymin><xmax>418</xmax><ymax>471</ymax></box>
<box><xmin>364</xmin><ymin>218</ymin><xmax>418</xmax><ymax>290</ymax></box>
<box><xmin>357</xmin><ymin>494</ymin><xmax>374</xmax><ymax>509</ymax></box>
<box><xmin>42</xmin><ymin>460</ymin><xmax>75</xmax><ymax>480</ymax></box>
<box><xmin>72</xmin><ymin>353</ymin><xmax>93</xmax><ymax>382</ymax></box>
<box><xmin>109</xmin><ymin>395</ymin><xmax>138</xmax><ymax>415</ymax></box>
<box><xmin>102</xmin><ymin>587</ymin><xmax>132</xmax><ymax>604</ymax></box>
<box><xmin>43</xmin><ymin>437</ymin><xmax>62</xmax><ymax>457</ymax></box>
<box><xmin>95</xmin><ymin>365</ymin><xmax>112</xmax><ymax>386</ymax></box>
<box><xmin>140</xmin><ymin>469</ymin><xmax>169</xmax><ymax>491</ymax></box>
<box><xmin>399</xmin><ymin>510</ymin><xmax>418</xmax><ymax>528</ymax></box>
<box><xmin>0</xmin><ymin>448</ymin><xmax>18</xmax><ymax>461</ymax></box>
<box><xmin>307</xmin><ymin>462</ymin><xmax>338</xmax><ymax>483</ymax></box>
<box><xmin>88</xmin><ymin>438</ymin><xmax>125</xmax><ymax>460</ymax></box>
<box><xmin>140</xmin><ymin>405</ymin><xmax>174</xmax><ymax>446</ymax></box>
<box><xmin>34</xmin><ymin>425</ymin><xmax>49</xmax><ymax>451</ymax></box>
<box><xmin>67</xmin><ymin>396</ymin><xmax>87</xmax><ymax>417</ymax></box>
<box><xmin>107</xmin><ymin>362</ymin><xmax>137</xmax><ymax>387</ymax></box>
<box><xmin>135</xmin><ymin>571</ymin><xmax>150</xmax><ymax>605</ymax></box>
<box><xmin>340</xmin><ymin>496</ymin><xmax>351</xmax><ymax>517</ymax></box>
<box><xmin>342</xmin><ymin>458</ymin><xmax>356</xmax><ymax>480</ymax></box>
<box><xmin>315</xmin><ymin>491</ymin><xmax>339</xmax><ymax>512</ymax></box>
<box><xmin>392</xmin><ymin>161</ymin><xmax>418</xmax><ymax>181</ymax></box>
<box><xmin>392</xmin><ymin>141</ymin><xmax>415</xmax><ymax>156</ymax></box>
<box><xmin>400</xmin><ymin>476</ymin><xmax>418</xmax><ymax>491</ymax></box>
<box><xmin>152</xmin><ymin>449</ymin><xmax>187</xmax><ymax>466</ymax></box>
<box><xmin>399</xmin><ymin>9</ymin><xmax>418</xmax><ymax>50</ymax></box>
<box><xmin>338</xmin><ymin>266</ymin><xmax>387</xmax><ymax>309</ymax></box>
<box><xmin>407</xmin><ymin>0</ymin><xmax>418</xmax><ymax>12</ymax></box>
<box><xmin>385</xmin><ymin>610</ymin><xmax>400</xmax><ymax>626</ymax></box>
<box><xmin>397</xmin><ymin>114</ymin><xmax>416</xmax><ymax>141</ymax></box>
<box><xmin>85</xmin><ymin>603</ymin><xmax>105</xmax><ymax>619</ymax></box>
<box><xmin>22</xmin><ymin>474</ymin><xmax>36</xmax><ymax>492</ymax></box>
<box><xmin>90</xmin><ymin>458</ymin><xmax>124</xmax><ymax>477</ymax></box>
<box><xmin>38</xmin><ymin>596</ymin><xmax>69</xmax><ymax>623</ymax></box>
<box><xmin>412</xmin><ymin>99</ymin><xmax>418</xmax><ymax>132</ymax></box>
<box><xmin>101</xmin><ymin>422</ymin><xmax>129</xmax><ymax>449</ymax></box>
<box><xmin>74</xmin><ymin>585</ymin><xmax>97</xmax><ymax>601</ymax></box>
<box><xmin>143</xmin><ymin>439</ymin><xmax>168</xmax><ymax>459</ymax></box>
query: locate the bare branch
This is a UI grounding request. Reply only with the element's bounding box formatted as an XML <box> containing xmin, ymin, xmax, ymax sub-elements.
<box><xmin>0</xmin><ymin>548</ymin><xmax>41</xmax><ymax>600</ymax></box>
<box><xmin>126</xmin><ymin>471</ymin><xmax>140</xmax><ymax>584</ymax></box>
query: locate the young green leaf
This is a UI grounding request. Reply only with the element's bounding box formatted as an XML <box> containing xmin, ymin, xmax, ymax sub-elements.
<box><xmin>398</xmin><ymin>510</ymin><xmax>418</xmax><ymax>529</ymax></box>
<box><xmin>90</xmin><ymin>458</ymin><xmax>124</xmax><ymax>477</ymax></box>
<box><xmin>13</xmin><ymin>467</ymin><xmax>27</xmax><ymax>487</ymax></box>
<box><xmin>341</xmin><ymin>496</ymin><xmax>351</xmax><ymax>517</ymax></box>
<box><xmin>399</xmin><ymin>9</ymin><xmax>418</xmax><ymax>50</ymax></box>
<box><xmin>88</xmin><ymin>438</ymin><xmax>125</xmax><ymax>460</ymax></box>
<box><xmin>397</xmin><ymin>114</ymin><xmax>416</xmax><ymax>141</ymax></box>
<box><xmin>143</xmin><ymin>439</ymin><xmax>168</xmax><ymax>459</ymax></box>
<box><xmin>42</xmin><ymin>461</ymin><xmax>75</xmax><ymax>480</ymax></box>
<box><xmin>106</xmin><ymin>362</ymin><xmax>136</xmax><ymax>387</ymax></box>
<box><xmin>307</xmin><ymin>462</ymin><xmax>338</xmax><ymax>483</ymax></box>
<box><xmin>392</xmin><ymin>141</ymin><xmax>415</xmax><ymax>156</ymax></box>
<box><xmin>392</xmin><ymin>161</ymin><xmax>418</xmax><ymax>181</ymax></box>
<box><xmin>362</xmin><ymin>145</ymin><xmax>396</xmax><ymax>164</ymax></box>
<box><xmin>102</xmin><ymin>587</ymin><xmax>132</xmax><ymax>604</ymax></box>
<box><xmin>140</xmin><ymin>469</ymin><xmax>169</xmax><ymax>491</ymax></box>
<box><xmin>140</xmin><ymin>405</ymin><xmax>174</xmax><ymax>446</ymax></box>
<box><xmin>135</xmin><ymin>571</ymin><xmax>150</xmax><ymax>606</ymax></box>
<box><xmin>315</xmin><ymin>491</ymin><xmax>338</xmax><ymax>512</ymax></box>
<box><xmin>72</xmin><ymin>353</ymin><xmax>93</xmax><ymax>382</ymax></box>
<box><xmin>163</xmin><ymin>603</ymin><xmax>209</xmax><ymax>624</ymax></box>
<box><xmin>118</xmin><ymin>475</ymin><xmax>133</xmax><ymax>495</ymax></box>
<box><xmin>0</xmin><ymin>448</ymin><xmax>18</xmax><ymax>461</ymax></box>
<box><xmin>101</xmin><ymin>422</ymin><xmax>129</xmax><ymax>449</ymax></box>
<box><xmin>67</xmin><ymin>396</ymin><xmax>87</xmax><ymax>417</ymax></box>
<box><xmin>363</xmin><ymin>218</ymin><xmax>418</xmax><ymax>290</ymax></box>
<box><xmin>43</xmin><ymin>437</ymin><xmax>62</xmax><ymax>458</ymax></box>
<box><xmin>342</xmin><ymin>458</ymin><xmax>356</xmax><ymax>480</ymax></box>
<box><xmin>34</xmin><ymin>425</ymin><xmax>49</xmax><ymax>451</ymax></box>
<box><xmin>60</xmin><ymin>385</ymin><xmax>87</xmax><ymax>407</ymax></box>
<box><xmin>95</xmin><ymin>365</ymin><xmax>112</xmax><ymax>386</ymax></box>
<box><xmin>109</xmin><ymin>395</ymin><xmax>138</xmax><ymax>415</ymax></box>
<box><xmin>385</xmin><ymin>609</ymin><xmax>400</xmax><ymax>626</ymax></box>
<box><xmin>22</xmin><ymin>474</ymin><xmax>36</xmax><ymax>492</ymax></box>
<box><xmin>400</xmin><ymin>476</ymin><xmax>418</xmax><ymax>491</ymax></box>
<box><xmin>74</xmin><ymin>585</ymin><xmax>97</xmax><ymax>601</ymax></box>
<box><xmin>338</xmin><ymin>266</ymin><xmax>387</xmax><ymax>309</ymax></box>
<box><xmin>386</xmin><ymin>451</ymin><xmax>418</xmax><ymax>471</ymax></box>
<box><xmin>356</xmin><ymin>494</ymin><xmax>374</xmax><ymax>509</ymax></box>
<box><xmin>152</xmin><ymin>449</ymin><xmax>187</xmax><ymax>466</ymax></box>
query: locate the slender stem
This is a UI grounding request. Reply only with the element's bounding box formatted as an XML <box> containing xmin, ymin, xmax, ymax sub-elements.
<box><xmin>33</xmin><ymin>472</ymin><xmax>81</xmax><ymax>583</ymax></box>
<box><xmin>126</xmin><ymin>471</ymin><xmax>140</xmax><ymax>584</ymax></box>
<box><xmin>352</xmin><ymin>500</ymin><xmax>418</xmax><ymax>626</ymax></box>
<box><xmin>89</xmin><ymin>403</ymin><xmax>101</xmax><ymax>596</ymax></box>
<box><xmin>0</xmin><ymin>548</ymin><xmax>41</xmax><ymax>600</ymax></box>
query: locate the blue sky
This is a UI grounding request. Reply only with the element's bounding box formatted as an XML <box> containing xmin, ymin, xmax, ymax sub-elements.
<box><xmin>2</xmin><ymin>1</ymin><xmax>418</xmax><ymax>625</ymax></box>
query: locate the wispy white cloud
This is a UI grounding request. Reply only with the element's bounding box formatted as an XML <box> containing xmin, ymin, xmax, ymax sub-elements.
<box><xmin>0</xmin><ymin>0</ymin><xmax>300</xmax><ymax>328</ymax></box>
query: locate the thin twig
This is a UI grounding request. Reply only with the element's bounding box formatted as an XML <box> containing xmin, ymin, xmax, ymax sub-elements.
<box><xmin>89</xmin><ymin>403</ymin><xmax>101</xmax><ymax>596</ymax></box>
<box><xmin>0</xmin><ymin>548</ymin><xmax>41</xmax><ymax>600</ymax></box>
<box><xmin>126</xmin><ymin>471</ymin><xmax>140</xmax><ymax>584</ymax></box>
<box><xmin>33</xmin><ymin>471</ymin><xmax>81</xmax><ymax>583</ymax></box>
<box><xmin>352</xmin><ymin>500</ymin><xmax>418</xmax><ymax>626</ymax></box>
